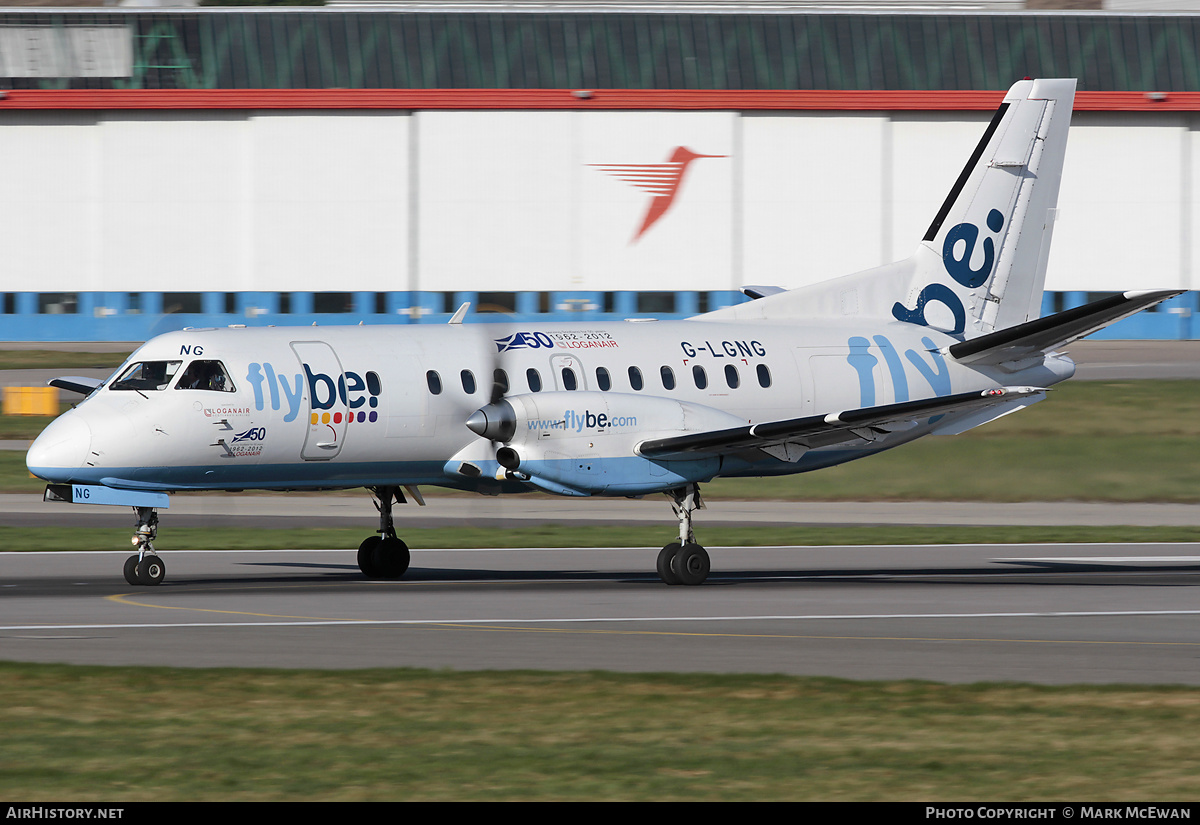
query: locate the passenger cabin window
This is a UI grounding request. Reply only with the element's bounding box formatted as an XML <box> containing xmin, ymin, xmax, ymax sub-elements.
<box><xmin>461</xmin><ymin>370</ymin><xmax>477</xmax><ymax>394</ymax></box>
<box><xmin>561</xmin><ymin>367</ymin><xmax>578</xmax><ymax>391</ymax></box>
<box><xmin>426</xmin><ymin>371</ymin><xmax>442</xmax><ymax>395</ymax></box>
<box><xmin>596</xmin><ymin>367</ymin><xmax>611</xmax><ymax>391</ymax></box>
<box><xmin>493</xmin><ymin>369</ymin><xmax>509</xmax><ymax>397</ymax></box>
<box><xmin>175</xmin><ymin>360</ymin><xmax>234</xmax><ymax>392</ymax></box>
<box><xmin>692</xmin><ymin>365</ymin><xmax>707</xmax><ymax>390</ymax></box>
<box><xmin>111</xmin><ymin>360</ymin><xmax>181</xmax><ymax>392</ymax></box>
<box><xmin>757</xmin><ymin>364</ymin><xmax>772</xmax><ymax>388</ymax></box>
<box><xmin>725</xmin><ymin>364</ymin><xmax>740</xmax><ymax>389</ymax></box>
<box><xmin>660</xmin><ymin>366</ymin><xmax>676</xmax><ymax>390</ymax></box>
<box><xmin>526</xmin><ymin>368</ymin><xmax>542</xmax><ymax>392</ymax></box>
<box><xmin>628</xmin><ymin>366</ymin><xmax>643</xmax><ymax>391</ymax></box>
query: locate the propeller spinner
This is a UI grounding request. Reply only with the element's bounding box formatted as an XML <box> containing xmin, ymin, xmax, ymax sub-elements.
<box><xmin>465</xmin><ymin>399</ymin><xmax>516</xmax><ymax>443</ymax></box>
<box><xmin>465</xmin><ymin>331</ymin><xmax>521</xmax><ymax>468</ymax></box>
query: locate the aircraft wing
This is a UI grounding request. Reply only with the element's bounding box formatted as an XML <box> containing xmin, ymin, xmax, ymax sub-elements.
<box><xmin>950</xmin><ymin>290</ymin><xmax>1185</xmax><ymax>367</ymax></box>
<box><xmin>636</xmin><ymin>386</ymin><xmax>1043</xmax><ymax>460</ymax></box>
<box><xmin>47</xmin><ymin>376</ymin><xmax>104</xmax><ymax>395</ymax></box>
<box><xmin>741</xmin><ymin>285</ymin><xmax>787</xmax><ymax>300</ymax></box>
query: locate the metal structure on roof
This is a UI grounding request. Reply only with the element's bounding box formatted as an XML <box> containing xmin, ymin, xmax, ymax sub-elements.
<box><xmin>1</xmin><ymin>8</ymin><xmax>1199</xmax><ymax>91</ymax></box>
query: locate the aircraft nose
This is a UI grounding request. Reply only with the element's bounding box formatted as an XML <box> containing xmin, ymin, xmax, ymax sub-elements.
<box><xmin>26</xmin><ymin>415</ymin><xmax>92</xmax><ymax>482</ymax></box>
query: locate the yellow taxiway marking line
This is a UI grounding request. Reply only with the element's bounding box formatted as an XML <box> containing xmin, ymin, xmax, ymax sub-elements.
<box><xmin>91</xmin><ymin>593</ymin><xmax>1200</xmax><ymax>647</ymax></box>
<box><xmin>105</xmin><ymin>592</ymin><xmax>370</xmax><ymax>623</ymax></box>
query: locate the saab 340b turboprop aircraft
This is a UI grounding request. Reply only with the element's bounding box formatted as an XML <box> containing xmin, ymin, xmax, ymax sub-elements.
<box><xmin>27</xmin><ymin>78</ymin><xmax>1182</xmax><ymax>587</ymax></box>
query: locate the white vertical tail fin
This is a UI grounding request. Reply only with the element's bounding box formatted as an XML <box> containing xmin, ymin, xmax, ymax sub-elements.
<box><xmin>899</xmin><ymin>78</ymin><xmax>1076</xmax><ymax>337</ymax></box>
<box><xmin>706</xmin><ymin>78</ymin><xmax>1077</xmax><ymax>337</ymax></box>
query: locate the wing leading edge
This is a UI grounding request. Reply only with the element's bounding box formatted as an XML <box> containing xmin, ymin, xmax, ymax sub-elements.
<box><xmin>635</xmin><ymin>386</ymin><xmax>1044</xmax><ymax>460</ymax></box>
<box><xmin>47</xmin><ymin>376</ymin><xmax>104</xmax><ymax>396</ymax></box>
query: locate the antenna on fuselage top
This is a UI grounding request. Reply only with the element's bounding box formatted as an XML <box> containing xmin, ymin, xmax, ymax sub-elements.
<box><xmin>448</xmin><ymin>303</ymin><xmax>471</xmax><ymax>324</ymax></box>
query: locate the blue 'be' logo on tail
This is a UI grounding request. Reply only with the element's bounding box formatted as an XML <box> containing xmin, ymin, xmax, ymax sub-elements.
<box><xmin>892</xmin><ymin>209</ymin><xmax>1005</xmax><ymax>336</ymax></box>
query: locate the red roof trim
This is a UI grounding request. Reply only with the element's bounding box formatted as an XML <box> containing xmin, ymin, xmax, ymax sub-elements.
<box><xmin>1</xmin><ymin>89</ymin><xmax>1197</xmax><ymax>112</ymax></box>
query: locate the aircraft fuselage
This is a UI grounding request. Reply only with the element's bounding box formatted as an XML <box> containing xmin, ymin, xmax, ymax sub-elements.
<box><xmin>27</xmin><ymin>318</ymin><xmax>1074</xmax><ymax>497</ymax></box>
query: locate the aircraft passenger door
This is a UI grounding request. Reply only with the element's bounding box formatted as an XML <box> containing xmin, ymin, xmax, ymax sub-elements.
<box><xmin>550</xmin><ymin>354</ymin><xmax>587</xmax><ymax>391</ymax></box>
<box><xmin>291</xmin><ymin>341</ymin><xmax>349</xmax><ymax>460</ymax></box>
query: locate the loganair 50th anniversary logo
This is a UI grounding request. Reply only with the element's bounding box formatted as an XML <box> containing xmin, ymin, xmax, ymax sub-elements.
<box><xmin>494</xmin><ymin>330</ymin><xmax>619</xmax><ymax>353</ymax></box>
<box><xmin>590</xmin><ymin>146</ymin><xmax>726</xmax><ymax>242</ymax></box>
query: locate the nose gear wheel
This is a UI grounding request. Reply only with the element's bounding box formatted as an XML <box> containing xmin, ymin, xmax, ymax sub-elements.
<box><xmin>123</xmin><ymin>507</ymin><xmax>165</xmax><ymax>586</ymax></box>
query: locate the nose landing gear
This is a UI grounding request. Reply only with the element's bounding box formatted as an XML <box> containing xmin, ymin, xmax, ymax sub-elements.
<box><xmin>123</xmin><ymin>506</ymin><xmax>166</xmax><ymax>586</ymax></box>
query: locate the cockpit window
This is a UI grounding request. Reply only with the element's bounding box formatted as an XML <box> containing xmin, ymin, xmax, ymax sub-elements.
<box><xmin>175</xmin><ymin>360</ymin><xmax>235</xmax><ymax>392</ymax></box>
<box><xmin>110</xmin><ymin>360</ymin><xmax>182</xmax><ymax>391</ymax></box>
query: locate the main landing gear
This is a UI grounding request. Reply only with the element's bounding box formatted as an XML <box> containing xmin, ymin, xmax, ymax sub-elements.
<box><xmin>357</xmin><ymin>485</ymin><xmax>411</xmax><ymax>579</ymax></box>
<box><xmin>657</xmin><ymin>484</ymin><xmax>710</xmax><ymax>586</ymax></box>
<box><xmin>123</xmin><ymin>506</ymin><xmax>166</xmax><ymax>586</ymax></box>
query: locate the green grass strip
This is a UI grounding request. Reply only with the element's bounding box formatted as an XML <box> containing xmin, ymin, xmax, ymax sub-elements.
<box><xmin>1</xmin><ymin>662</ymin><xmax>1199</xmax><ymax>800</ymax></box>
<box><xmin>0</xmin><ymin>349</ymin><xmax>129</xmax><ymax>371</ymax></box>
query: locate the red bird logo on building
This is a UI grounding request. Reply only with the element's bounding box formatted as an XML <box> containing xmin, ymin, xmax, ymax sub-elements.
<box><xmin>590</xmin><ymin>146</ymin><xmax>726</xmax><ymax>242</ymax></box>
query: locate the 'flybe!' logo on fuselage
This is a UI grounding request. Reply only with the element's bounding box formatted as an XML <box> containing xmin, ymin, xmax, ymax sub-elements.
<box><xmin>892</xmin><ymin>208</ymin><xmax>1005</xmax><ymax>337</ymax></box>
<box><xmin>245</xmin><ymin>362</ymin><xmax>381</xmax><ymax>423</ymax></box>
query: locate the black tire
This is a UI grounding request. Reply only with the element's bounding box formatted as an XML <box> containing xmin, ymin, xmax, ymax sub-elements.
<box><xmin>657</xmin><ymin>542</ymin><xmax>682</xmax><ymax>585</ymax></box>
<box><xmin>123</xmin><ymin>555</ymin><xmax>140</xmax><ymax>586</ymax></box>
<box><xmin>373</xmin><ymin>536</ymin><xmax>411</xmax><ymax>579</ymax></box>
<box><xmin>358</xmin><ymin>535</ymin><xmax>383</xmax><ymax>578</ymax></box>
<box><xmin>136</xmin><ymin>555</ymin><xmax>166</xmax><ymax>586</ymax></box>
<box><xmin>672</xmin><ymin>543</ymin><xmax>710</xmax><ymax>586</ymax></box>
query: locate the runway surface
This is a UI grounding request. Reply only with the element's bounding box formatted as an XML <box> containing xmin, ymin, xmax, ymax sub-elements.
<box><xmin>3</xmin><ymin>542</ymin><xmax>1200</xmax><ymax>684</ymax></box>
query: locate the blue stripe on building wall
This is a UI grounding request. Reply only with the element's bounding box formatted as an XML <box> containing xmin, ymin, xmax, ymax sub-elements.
<box><xmin>0</xmin><ymin>290</ymin><xmax>1194</xmax><ymax>342</ymax></box>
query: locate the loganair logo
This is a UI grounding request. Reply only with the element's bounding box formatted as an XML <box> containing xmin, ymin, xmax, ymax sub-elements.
<box><xmin>231</xmin><ymin>427</ymin><xmax>266</xmax><ymax>444</ymax></box>
<box><xmin>223</xmin><ymin>427</ymin><xmax>266</xmax><ymax>458</ymax></box>
<box><xmin>495</xmin><ymin>332</ymin><xmax>554</xmax><ymax>353</ymax></box>
<box><xmin>590</xmin><ymin>146</ymin><xmax>726</xmax><ymax>242</ymax></box>
<box><xmin>246</xmin><ymin>362</ymin><xmax>381</xmax><ymax>424</ymax></box>
<box><xmin>892</xmin><ymin>208</ymin><xmax>1005</xmax><ymax>337</ymax></box>
<box><xmin>495</xmin><ymin>330</ymin><xmax>619</xmax><ymax>352</ymax></box>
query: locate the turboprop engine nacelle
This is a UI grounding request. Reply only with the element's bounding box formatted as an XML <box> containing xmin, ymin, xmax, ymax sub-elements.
<box><xmin>466</xmin><ymin>391</ymin><xmax>746</xmax><ymax>495</ymax></box>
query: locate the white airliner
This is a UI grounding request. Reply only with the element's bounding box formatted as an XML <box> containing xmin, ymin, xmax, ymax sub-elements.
<box><xmin>26</xmin><ymin>78</ymin><xmax>1181</xmax><ymax>587</ymax></box>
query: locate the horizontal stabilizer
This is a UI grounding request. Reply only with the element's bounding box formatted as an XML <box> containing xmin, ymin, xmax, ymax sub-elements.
<box><xmin>949</xmin><ymin>290</ymin><xmax>1186</xmax><ymax>367</ymax></box>
<box><xmin>636</xmin><ymin>386</ymin><xmax>1043</xmax><ymax>460</ymax></box>
<box><xmin>47</xmin><ymin>376</ymin><xmax>104</xmax><ymax>395</ymax></box>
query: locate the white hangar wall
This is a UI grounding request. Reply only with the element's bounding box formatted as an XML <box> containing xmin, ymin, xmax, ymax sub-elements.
<box><xmin>1</xmin><ymin>109</ymin><xmax>412</xmax><ymax>295</ymax></box>
<box><xmin>0</xmin><ymin>106</ymin><xmax>1192</xmax><ymax>295</ymax></box>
